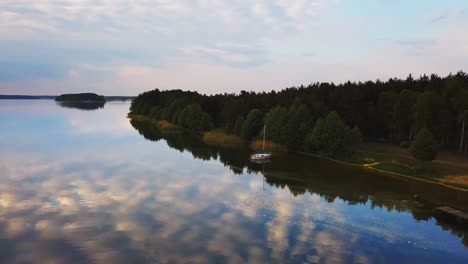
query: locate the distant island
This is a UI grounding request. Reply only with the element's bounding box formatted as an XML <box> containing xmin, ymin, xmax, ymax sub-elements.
<box><xmin>0</xmin><ymin>94</ymin><xmax>135</xmax><ymax>101</ymax></box>
<box><xmin>55</xmin><ymin>93</ymin><xmax>106</xmax><ymax>102</ymax></box>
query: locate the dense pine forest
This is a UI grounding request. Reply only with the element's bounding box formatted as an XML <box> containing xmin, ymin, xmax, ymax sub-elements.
<box><xmin>129</xmin><ymin>72</ymin><xmax>468</xmax><ymax>156</ymax></box>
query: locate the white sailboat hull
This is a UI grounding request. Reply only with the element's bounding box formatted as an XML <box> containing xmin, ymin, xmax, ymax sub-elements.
<box><xmin>250</xmin><ymin>153</ymin><xmax>271</xmax><ymax>160</ymax></box>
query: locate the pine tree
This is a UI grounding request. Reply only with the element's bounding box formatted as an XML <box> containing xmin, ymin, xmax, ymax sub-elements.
<box><xmin>199</xmin><ymin>113</ymin><xmax>213</xmax><ymax>131</ymax></box>
<box><xmin>304</xmin><ymin>112</ymin><xmax>349</xmax><ymax>156</ymax></box>
<box><xmin>149</xmin><ymin>106</ymin><xmax>161</xmax><ymax>119</ymax></box>
<box><xmin>281</xmin><ymin>104</ymin><xmax>312</xmax><ymax>150</ymax></box>
<box><xmin>342</xmin><ymin>126</ymin><xmax>363</xmax><ymax>156</ymax></box>
<box><xmin>305</xmin><ymin>118</ymin><xmax>325</xmax><ymax>152</ymax></box>
<box><xmin>241</xmin><ymin>109</ymin><xmax>263</xmax><ymax>140</ymax></box>
<box><xmin>232</xmin><ymin>116</ymin><xmax>244</xmax><ymax>136</ymax></box>
<box><xmin>264</xmin><ymin>105</ymin><xmax>288</xmax><ymax>143</ymax></box>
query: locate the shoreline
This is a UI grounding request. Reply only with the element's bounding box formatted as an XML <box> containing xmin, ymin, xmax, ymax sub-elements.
<box><xmin>297</xmin><ymin>151</ymin><xmax>468</xmax><ymax>192</ymax></box>
<box><xmin>129</xmin><ymin>115</ymin><xmax>468</xmax><ymax>192</ymax></box>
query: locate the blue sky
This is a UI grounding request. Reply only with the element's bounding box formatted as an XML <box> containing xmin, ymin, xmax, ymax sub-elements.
<box><xmin>1</xmin><ymin>0</ymin><xmax>468</xmax><ymax>95</ymax></box>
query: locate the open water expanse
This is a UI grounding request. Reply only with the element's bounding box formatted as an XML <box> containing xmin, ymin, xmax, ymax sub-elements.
<box><xmin>0</xmin><ymin>100</ymin><xmax>467</xmax><ymax>263</ymax></box>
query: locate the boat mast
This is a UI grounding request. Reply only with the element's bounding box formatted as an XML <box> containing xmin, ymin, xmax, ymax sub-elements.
<box><xmin>263</xmin><ymin>125</ymin><xmax>266</xmax><ymax>151</ymax></box>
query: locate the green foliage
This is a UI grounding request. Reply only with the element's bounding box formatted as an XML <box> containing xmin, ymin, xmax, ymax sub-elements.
<box><xmin>221</xmin><ymin>98</ymin><xmax>243</xmax><ymax>125</ymax></box>
<box><xmin>148</xmin><ymin>106</ymin><xmax>161</xmax><ymax>119</ymax></box>
<box><xmin>232</xmin><ymin>116</ymin><xmax>244</xmax><ymax>136</ymax></box>
<box><xmin>342</xmin><ymin>126</ymin><xmax>363</xmax><ymax>156</ymax></box>
<box><xmin>159</xmin><ymin>108</ymin><xmax>167</xmax><ymax>120</ymax></box>
<box><xmin>171</xmin><ymin>109</ymin><xmax>181</xmax><ymax>123</ymax></box>
<box><xmin>413</xmin><ymin>91</ymin><xmax>444</xmax><ymax>138</ymax></box>
<box><xmin>281</xmin><ymin>100</ymin><xmax>313</xmax><ymax>150</ymax></box>
<box><xmin>199</xmin><ymin>113</ymin><xmax>213</xmax><ymax>131</ymax></box>
<box><xmin>393</xmin><ymin>90</ymin><xmax>417</xmax><ymax>141</ymax></box>
<box><xmin>241</xmin><ymin>109</ymin><xmax>263</xmax><ymax>140</ymax></box>
<box><xmin>129</xmin><ymin>72</ymin><xmax>468</xmax><ymax>153</ymax></box>
<box><xmin>139</xmin><ymin>104</ymin><xmax>151</xmax><ymax>115</ymax></box>
<box><xmin>305</xmin><ymin>112</ymin><xmax>362</xmax><ymax>156</ymax></box>
<box><xmin>224</xmin><ymin>120</ymin><xmax>234</xmax><ymax>134</ymax></box>
<box><xmin>411</xmin><ymin>128</ymin><xmax>438</xmax><ymax>163</ymax></box>
<box><xmin>264</xmin><ymin>105</ymin><xmax>288</xmax><ymax>143</ymax></box>
<box><xmin>166</xmin><ymin>100</ymin><xmax>184</xmax><ymax>122</ymax></box>
<box><xmin>305</xmin><ymin>118</ymin><xmax>324</xmax><ymax>152</ymax></box>
<box><xmin>377</xmin><ymin>91</ymin><xmax>399</xmax><ymax>139</ymax></box>
<box><xmin>399</xmin><ymin>141</ymin><xmax>410</xmax><ymax>148</ymax></box>
<box><xmin>173</xmin><ymin>104</ymin><xmax>213</xmax><ymax>132</ymax></box>
<box><xmin>176</xmin><ymin>107</ymin><xmax>188</xmax><ymax>126</ymax></box>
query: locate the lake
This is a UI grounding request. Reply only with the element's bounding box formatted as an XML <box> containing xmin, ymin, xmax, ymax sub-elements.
<box><xmin>0</xmin><ymin>100</ymin><xmax>467</xmax><ymax>263</ymax></box>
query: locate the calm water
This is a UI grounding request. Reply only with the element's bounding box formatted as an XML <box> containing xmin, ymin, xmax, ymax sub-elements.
<box><xmin>0</xmin><ymin>100</ymin><xmax>467</xmax><ymax>263</ymax></box>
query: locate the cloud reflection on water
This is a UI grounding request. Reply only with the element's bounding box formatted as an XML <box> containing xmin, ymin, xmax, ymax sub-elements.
<box><xmin>0</xmin><ymin>150</ymin><xmax>385</xmax><ymax>263</ymax></box>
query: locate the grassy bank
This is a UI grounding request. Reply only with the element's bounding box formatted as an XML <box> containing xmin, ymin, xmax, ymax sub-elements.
<box><xmin>129</xmin><ymin>114</ymin><xmax>177</xmax><ymax>130</ymax></box>
<box><xmin>250</xmin><ymin>140</ymin><xmax>286</xmax><ymax>152</ymax></box>
<box><xmin>202</xmin><ymin>133</ymin><xmax>287</xmax><ymax>152</ymax></box>
<box><xmin>351</xmin><ymin>143</ymin><xmax>468</xmax><ymax>190</ymax></box>
<box><xmin>202</xmin><ymin>132</ymin><xmax>245</xmax><ymax>148</ymax></box>
<box><xmin>301</xmin><ymin>151</ymin><xmax>468</xmax><ymax>191</ymax></box>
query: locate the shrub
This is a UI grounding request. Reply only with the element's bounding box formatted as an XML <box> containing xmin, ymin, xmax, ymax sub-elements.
<box><xmin>399</xmin><ymin>141</ymin><xmax>410</xmax><ymax>148</ymax></box>
<box><xmin>411</xmin><ymin>128</ymin><xmax>438</xmax><ymax>166</ymax></box>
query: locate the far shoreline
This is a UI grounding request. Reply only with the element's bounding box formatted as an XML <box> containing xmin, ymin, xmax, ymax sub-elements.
<box><xmin>0</xmin><ymin>95</ymin><xmax>135</xmax><ymax>101</ymax></box>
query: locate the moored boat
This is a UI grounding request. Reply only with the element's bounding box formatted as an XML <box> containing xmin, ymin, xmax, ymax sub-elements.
<box><xmin>250</xmin><ymin>151</ymin><xmax>271</xmax><ymax>160</ymax></box>
<box><xmin>250</xmin><ymin>125</ymin><xmax>271</xmax><ymax>161</ymax></box>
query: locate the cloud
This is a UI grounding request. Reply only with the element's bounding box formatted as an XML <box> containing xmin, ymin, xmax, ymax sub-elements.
<box><xmin>429</xmin><ymin>12</ymin><xmax>449</xmax><ymax>23</ymax></box>
<box><xmin>394</xmin><ymin>39</ymin><xmax>436</xmax><ymax>50</ymax></box>
<box><xmin>1</xmin><ymin>1</ymin><xmax>468</xmax><ymax>95</ymax></box>
<box><xmin>251</xmin><ymin>2</ymin><xmax>279</xmax><ymax>27</ymax></box>
<box><xmin>181</xmin><ymin>42</ymin><xmax>268</xmax><ymax>66</ymax></box>
<box><xmin>0</xmin><ymin>1</ymin><xmax>327</xmax><ymax>65</ymax></box>
<box><xmin>428</xmin><ymin>8</ymin><xmax>467</xmax><ymax>23</ymax></box>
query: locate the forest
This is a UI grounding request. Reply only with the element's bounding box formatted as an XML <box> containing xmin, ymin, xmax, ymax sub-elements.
<box><xmin>129</xmin><ymin>72</ymin><xmax>468</xmax><ymax>157</ymax></box>
<box><xmin>55</xmin><ymin>93</ymin><xmax>106</xmax><ymax>102</ymax></box>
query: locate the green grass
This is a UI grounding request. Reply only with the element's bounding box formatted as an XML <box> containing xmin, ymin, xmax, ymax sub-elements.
<box><xmin>340</xmin><ymin>154</ymin><xmax>438</xmax><ymax>178</ymax></box>
<box><xmin>333</xmin><ymin>149</ymin><xmax>459</xmax><ymax>186</ymax></box>
<box><xmin>322</xmin><ymin>144</ymin><xmax>468</xmax><ymax>190</ymax></box>
<box><xmin>340</xmin><ymin>154</ymin><xmax>377</xmax><ymax>165</ymax></box>
<box><xmin>372</xmin><ymin>162</ymin><xmax>419</xmax><ymax>176</ymax></box>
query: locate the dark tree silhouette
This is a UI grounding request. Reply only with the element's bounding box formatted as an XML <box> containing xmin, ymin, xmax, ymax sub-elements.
<box><xmin>241</xmin><ymin>109</ymin><xmax>263</xmax><ymax>140</ymax></box>
<box><xmin>129</xmin><ymin>71</ymin><xmax>468</xmax><ymax>154</ymax></box>
<box><xmin>411</xmin><ymin>128</ymin><xmax>438</xmax><ymax>166</ymax></box>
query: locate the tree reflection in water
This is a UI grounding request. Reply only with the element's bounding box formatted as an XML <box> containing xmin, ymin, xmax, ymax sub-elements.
<box><xmin>131</xmin><ymin>117</ymin><xmax>468</xmax><ymax>248</ymax></box>
<box><xmin>56</xmin><ymin>101</ymin><xmax>106</xmax><ymax>111</ymax></box>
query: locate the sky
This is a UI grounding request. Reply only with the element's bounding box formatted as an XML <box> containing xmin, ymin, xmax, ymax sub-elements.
<box><xmin>1</xmin><ymin>0</ymin><xmax>468</xmax><ymax>96</ymax></box>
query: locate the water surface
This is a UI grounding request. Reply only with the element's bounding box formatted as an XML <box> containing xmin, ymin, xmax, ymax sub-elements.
<box><xmin>0</xmin><ymin>100</ymin><xmax>467</xmax><ymax>263</ymax></box>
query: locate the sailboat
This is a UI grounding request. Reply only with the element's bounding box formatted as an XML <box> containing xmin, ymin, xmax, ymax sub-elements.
<box><xmin>250</xmin><ymin>125</ymin><xmax>272</xmax><ymax>161</ymax></box>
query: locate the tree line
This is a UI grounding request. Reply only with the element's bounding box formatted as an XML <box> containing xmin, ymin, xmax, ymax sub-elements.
<box><xmin>55</xmin><ymin>93</ymin><xmax>106</xmax><ymax>102</ymax></box>
<box><xmin>129</xmin><ymin>71</ymin><xmax>468</xmax><ymax>156</ymax></box>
